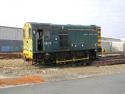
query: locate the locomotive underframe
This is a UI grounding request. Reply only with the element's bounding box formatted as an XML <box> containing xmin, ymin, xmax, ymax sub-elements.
<box><xmin>31</xmin><ymin>49</ymin><xmax>97</xmax><ymax>65</ymax></box>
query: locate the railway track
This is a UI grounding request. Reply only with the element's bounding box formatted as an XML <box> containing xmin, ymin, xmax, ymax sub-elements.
<box><xmin>92</xmin><ymin>55</ymin><xmax>125</xmax><ymax>66</ymax></box>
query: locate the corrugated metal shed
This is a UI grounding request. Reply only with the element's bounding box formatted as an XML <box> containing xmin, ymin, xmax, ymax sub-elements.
<box><xmin>112</xmin><ymin>42</ymin><xmax>124</xmax><ymax>52</ymax></box>
<box><xmin>0</xmin><ymin>40</ymin><xmax>22</xmax><ymax>52</ymax></box>
<box><xmin>0</xmin><ymin>26</ymin><xmax>23</xmax><ymax>52</ymax></box>
<box><xmin>123</xmin><ymin>43</ymin><xmax>125</xmax><ymax>53</ymax></box>
<box><xmin>0</xmin><ymin>26</ymin><xmax>23</xmax><ymax>40</ymax></box>
<box><xmin>102</xmin><ymin>42</ymin><xmax>112</xmax><ymax>52</ymax></box>
<box><xmin>102</xmin><ymin>37</ymin><xmax>121</xmax><ymax>42</ymax></box>
<box><xmin>102</xmin><ymin>37</ymin><xmax>125</xmax><ymax>54</ymax></box>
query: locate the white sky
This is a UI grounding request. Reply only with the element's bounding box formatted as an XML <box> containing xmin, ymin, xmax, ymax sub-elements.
<box><xmin>0</xmin><ymin>0</ymin><xmax>125</xmax><ymax>39</ymax></box>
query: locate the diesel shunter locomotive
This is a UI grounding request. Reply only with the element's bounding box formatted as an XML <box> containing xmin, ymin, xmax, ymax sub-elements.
<box><xmin>23</xmin><ymin>22</ymin><xmax>101</xmax><ymax>65</ymax></box>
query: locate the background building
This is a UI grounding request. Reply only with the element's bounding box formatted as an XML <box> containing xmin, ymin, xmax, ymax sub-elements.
<box><xmin>0</xmin><ymin>26</ymin><xmax>23</xmax><ymax>52</ymax></box>
<box><xmin>102</xmin><ymin>37</ymin><xmax>125</xmax><ymax>54</ymax></box>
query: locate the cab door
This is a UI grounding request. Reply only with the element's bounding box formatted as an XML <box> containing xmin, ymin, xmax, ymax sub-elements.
<box><xmin>36</xmin><ymin>29</ymin><xmax>43</xmax><ymax>51</ymax></box>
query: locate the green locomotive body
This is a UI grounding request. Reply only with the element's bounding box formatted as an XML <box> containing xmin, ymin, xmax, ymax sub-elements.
<box><xmin>23</xmin><ymin>22</ymin><xmax>101</xmax><ymax>64</ymax></box>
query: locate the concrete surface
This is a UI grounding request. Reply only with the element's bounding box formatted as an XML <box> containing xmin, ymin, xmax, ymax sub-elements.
<box><xmin>1</xmin><ymin>72</ymin><xmax>125</xmax><ymax>94</ymax></box>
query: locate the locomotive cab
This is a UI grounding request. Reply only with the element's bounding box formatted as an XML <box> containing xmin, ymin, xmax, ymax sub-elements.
<box><xmin>23</xmin><ymin>23</ymin><xmax>45</xmax><ymax>61</ymax></box>
<box><xmin>23</xmin><ymin>22</ymin><xmax>50</xmax><ymax>63</ymax></box>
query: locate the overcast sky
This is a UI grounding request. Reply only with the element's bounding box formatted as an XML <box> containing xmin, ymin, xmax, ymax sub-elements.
<box><xmin>0</xmin><ymin>0</ymin><xmax>125</xmax><ymax>39</ymax></box>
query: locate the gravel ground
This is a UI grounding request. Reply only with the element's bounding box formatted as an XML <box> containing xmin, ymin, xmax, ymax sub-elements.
<box><xmin>0</xmin><ymin>59</ymin><xmax>125</xmax><ymax>81</ymax></box>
